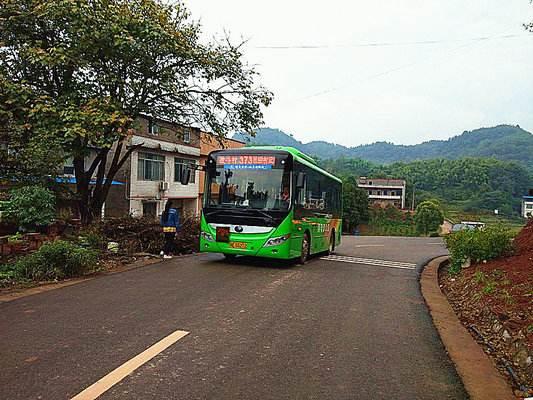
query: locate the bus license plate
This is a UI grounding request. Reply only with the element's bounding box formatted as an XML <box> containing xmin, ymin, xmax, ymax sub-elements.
<box><xmin>230</xmin><ymin>242</ymin><xmax>247</xmax><ymax>249</ymax></box>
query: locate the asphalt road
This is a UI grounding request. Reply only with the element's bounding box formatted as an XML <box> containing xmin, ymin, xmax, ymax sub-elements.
<box><xmin>0</xmin><ymin>236</ymin><xmax>468</xmax><ymax>400</ymax></box>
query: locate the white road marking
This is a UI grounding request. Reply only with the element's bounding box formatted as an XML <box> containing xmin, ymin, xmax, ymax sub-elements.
<box><xmin>71</xmin><ymin>329</ymin><xmax>189</xmax><ymax>400</ymax></box>
<box><xmin>321</xmin><ymin>255</ymin><xmax>417</xmax><ymax>270</ymax></box>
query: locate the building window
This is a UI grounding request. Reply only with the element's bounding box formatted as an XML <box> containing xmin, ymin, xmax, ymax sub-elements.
<box><xmin>138</xmin><ymin>152</ymin><xmax>165</xmax><ymax>181</ymax></box>
<box><xmin>182</xmin><ymin>128</ymin><xmax>191</xmax><ymax>143</ymax></box>
<box><xmin>175</xmin><ymin>158</ymin><xmax>196</xmax><ymax>184</ymax></box>
<box><xmin>148</xmin><ymin>120</ymin><xmax>160</xmax><ymax>135</ymax></box>
<box><xmin>142</xmin><ymin>201</ymin><xmax>157</xmax><ymax>218</ymax></box>
<box><xmin>368</xmin><ymin>181</ymin><xmax>373</xmax><ymax>185</ymax></box>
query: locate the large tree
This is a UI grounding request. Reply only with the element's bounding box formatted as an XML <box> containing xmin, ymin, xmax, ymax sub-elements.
<box><xmin>0</xmin><ymin>0</ymin><xmax>272</xmax><ymax>224</ymax></box>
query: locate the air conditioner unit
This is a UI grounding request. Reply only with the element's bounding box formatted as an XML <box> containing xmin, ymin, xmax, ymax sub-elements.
<box><xmin>158</xmin><ymin>181</ymin><xmax>169</xmax><ymax>191</ymax></box>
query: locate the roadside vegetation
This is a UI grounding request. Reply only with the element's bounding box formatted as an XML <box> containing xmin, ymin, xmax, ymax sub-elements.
<box><xmin>441</xmin><ymin>219</ymin><xmax>533</xmax><ymax>396</ymax></box>
<box><xmin>0</xmin><ymin>240</ymin><xmax>99</xmax><ymax>283</ymax></box>
<box><xmin>364</xmin><ymin>205</ymin><xmax>417</xmax><ymax>237</ymax></box>
<box><xmin>0</xmin><ymin>184</ymin><xmax>199</xmax><ymax>289</ymax></box>
<box><xmin>444</xmin><ymin>225</ymin><xmax>514</xmax><ymax>274</ymax></box>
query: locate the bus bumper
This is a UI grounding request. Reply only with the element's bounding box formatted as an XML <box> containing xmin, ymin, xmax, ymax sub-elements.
<box><xmin>199</xmin><ymin>236</ymin><xmax>292</xmax><ymax>259</ymax></box>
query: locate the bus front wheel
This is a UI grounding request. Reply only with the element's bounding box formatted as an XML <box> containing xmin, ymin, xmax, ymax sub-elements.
<box><xmin>299</xmin><ymin>233</ymin><xmax>310</xmax><ymax>265</ymax></box>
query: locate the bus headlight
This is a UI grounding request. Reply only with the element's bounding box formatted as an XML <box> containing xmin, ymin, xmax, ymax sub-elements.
<box><xmin>264</xmin><ymin>234</ymin><xmax>291</xmax><ymax>247</ymax></box>
<box><xmin>201</xmin><ymin>232</ymin><xmax>214</xmax><ymax>242</ymax></box>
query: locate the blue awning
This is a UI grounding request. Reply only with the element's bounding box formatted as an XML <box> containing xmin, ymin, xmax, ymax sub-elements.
<box><xmin>55</xmin><ymin>177</ymin><xmax>125</xmax><ymax>185</ymax></box>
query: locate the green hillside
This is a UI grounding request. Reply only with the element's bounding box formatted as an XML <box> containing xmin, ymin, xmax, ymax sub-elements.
<box><xmin>320</xmin><ymin>157</ymin><xmax>532</xmax><ymax>216</ymax></box>
<box><xmin>234</xmin><ymin>125</ymin><xmax>533</xmax><ymax>168</ymax></box>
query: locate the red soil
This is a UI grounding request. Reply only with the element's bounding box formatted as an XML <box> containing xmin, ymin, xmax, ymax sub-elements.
<box><xmin>515</xmin><ymin>218</ymin><xmax>533</xmax><ymax>253</ymax></box>
<box><xmin>441</xmin><ymin>220</ymin><xmax>533</xmax><ymax>393</ymax></box>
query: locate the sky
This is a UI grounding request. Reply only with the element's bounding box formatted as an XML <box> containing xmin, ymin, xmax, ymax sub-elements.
<box><xmin>185</xmin><ymin>0</ymin><xmax>533</xmax><ymax>147</ymax></box>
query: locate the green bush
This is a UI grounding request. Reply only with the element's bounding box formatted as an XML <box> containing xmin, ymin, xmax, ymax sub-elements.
<box><xmin>444</xmin><ymin>225</ymin><xmax>514</xmax><ymax>273</ymax></box>
<box><xmin>414</xmin><ymin>200</ymin><xmax>444</xmax><ymax>235</ymax></box>
<box><xmin>4</xmin><ymin>186</ymin><xmax>55</xmax><ymax>230</ymax></box>
<box><xmin>0</xmin><ymin>263</ymin><xmax>17</xmax><ymax>282</ymax></box>
<box><xmin>79</xmin><ymin>228</ymin><xmax>107</xmax><ymax>250</ymax></box>
<box><xmin>12</xmin><ymin>240</ymin><xmax>99</xmax><ymax>281</ymax></box>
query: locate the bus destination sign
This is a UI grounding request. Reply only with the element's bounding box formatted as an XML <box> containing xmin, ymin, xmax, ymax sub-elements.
<box><xmin>217</xmin><ymin>155</ymin><xmax>276</xmax><ymax>170</ymax></box>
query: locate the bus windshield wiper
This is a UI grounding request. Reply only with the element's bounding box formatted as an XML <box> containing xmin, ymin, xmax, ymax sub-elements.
<box><xmin>249</xmin><ymin>209</ymin><xmax>275</xmax><ymax>221</ymax></box>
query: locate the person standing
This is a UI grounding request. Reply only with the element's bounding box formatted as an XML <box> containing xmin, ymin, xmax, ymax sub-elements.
<box><xmin>160</xmin><ymin>200</ymin><xmax>180</xmax><ymax>259</ymax></box>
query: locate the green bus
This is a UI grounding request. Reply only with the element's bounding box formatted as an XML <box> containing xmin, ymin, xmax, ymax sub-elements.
<box><xmin>200</xmin><ymin>146</ymin><xmax>342</xmax><ymax>263</ymax></box>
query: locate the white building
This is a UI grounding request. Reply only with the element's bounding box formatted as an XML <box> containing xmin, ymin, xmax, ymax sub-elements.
<box><xmin>357</xmin><ymin>177</ymin><xmax>406</xmax><ymax>209</ymax></box>
<box><xmin>88</xmin><ymin>116</ymin><xmax>201</xmax><ymax>219</ymax></box>
<box><xmin>522</xmin><ymin>195</ymin><xmax>533</xmax><ymax>218</ymax></box>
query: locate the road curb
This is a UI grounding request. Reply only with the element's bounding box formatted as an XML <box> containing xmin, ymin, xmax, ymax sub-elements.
<box><xmin>420</xmin><ymin>256</ymin><xmax>515</xmax><ymax>400</ymax></box>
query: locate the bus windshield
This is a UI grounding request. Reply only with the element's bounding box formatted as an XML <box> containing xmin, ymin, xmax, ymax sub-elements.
<box><xmin>205</xmin><ymin>154</ymin><xmax>291</xmax><ymax>211</ymax></box>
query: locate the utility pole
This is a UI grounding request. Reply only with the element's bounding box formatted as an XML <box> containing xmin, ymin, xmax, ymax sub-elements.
<box><xmin>411</xmin><ymin>184</ymin><xmax>416</xmax><ymax>211</ymax></box>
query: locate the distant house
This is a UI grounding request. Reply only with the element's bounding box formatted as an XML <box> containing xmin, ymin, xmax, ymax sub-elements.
<box><xmin>198</xmin><ymin>132</ymin><xmax>245</xmax><ymax>210</ymax></box>
<box><xmin>522</xmin><ymin>189</ymin><xmax>533</xmax><ymax>218</ymax></box>
<box><xmin>357</xmin><ymin>177</ymin><xmax>406</xmax><ymax>209</ymax></box>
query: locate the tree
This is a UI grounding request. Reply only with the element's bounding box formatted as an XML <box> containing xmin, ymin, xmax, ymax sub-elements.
<box><xmin>0</xmin><ymin>82</ymin><xmax>65</xmax><ymax>184</ymax></box>
<box><xmin>342</xmin><ymin>177</ymin><xmax>369</xmax><ymax>233</ymax></box>
<box><xmin>414</xmin><ymin>200</ymin><xmax>444</xmax><ymax>235</ymax></box>
<box><xmin>0</xmin><ymin>0</ymin><xmax>272</xmax><ymax>224</ymax></box>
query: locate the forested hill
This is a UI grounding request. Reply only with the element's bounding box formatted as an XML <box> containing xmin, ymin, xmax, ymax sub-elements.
<box><xmin>320</xmin><ymin>157</ymin><xmax>531</xmax><ymax>215</ymax></box>
<box><xmin>233</xmin><ymin>125</ymin><xmax>533</xmax><ymax>168</ymax></box>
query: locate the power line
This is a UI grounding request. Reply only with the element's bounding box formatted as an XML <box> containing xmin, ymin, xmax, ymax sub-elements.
<box><xmin>293</xmin><ymin>27</ymin><xmax>528</xmax><ymax>101</ymax></box>
<box><xmin>254</xmin><ymin>33</ymin><xmax>529</xmax><ymax>49</ymax></box>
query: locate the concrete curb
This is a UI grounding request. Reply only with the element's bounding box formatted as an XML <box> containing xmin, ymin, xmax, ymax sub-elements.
<box><xmin>420</xmin><ymin>256</ymin><xmax>515</xmax><ymax>400</ymax></box>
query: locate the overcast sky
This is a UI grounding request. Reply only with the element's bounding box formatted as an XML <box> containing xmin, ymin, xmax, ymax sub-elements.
<box><xmin>185</xmin><ymin>0</ymin><xmax>533</xmax><ymax>147</ymax></box>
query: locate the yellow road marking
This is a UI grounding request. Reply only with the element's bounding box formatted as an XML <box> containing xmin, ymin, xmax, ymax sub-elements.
<box><xmin>71</xmin><ymin>329</ymin><xmax>189</xmax><ymax>400</ymax></box>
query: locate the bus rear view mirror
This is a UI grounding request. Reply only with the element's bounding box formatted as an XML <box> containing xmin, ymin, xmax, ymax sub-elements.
<box><xmin>180</xmin><ymin>167</ymin><xmax>192</xmax><ymax>185</ymax></box>
<box><xmin>296</xmin><ymin>172</ymin><xmax>306</xmax><ymax>188</ymax></box>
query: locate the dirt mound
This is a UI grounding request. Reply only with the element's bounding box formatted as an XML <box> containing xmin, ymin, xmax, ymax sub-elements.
<box><xmin>514</xmin><ymin>218</ymin><xmax>533</xmax><ymax>253</ymax></box>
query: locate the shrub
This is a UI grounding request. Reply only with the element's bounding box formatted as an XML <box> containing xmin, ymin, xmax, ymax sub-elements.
<box><xmin>444</xmin><ymin>225</ymin><xmax>514</xmax><ymax>273</ymax></box>
<box><xmin>79</xmin><ymin>228</ymin><xmax>107</xmax><ymax>250</ymax></box>
<box><xmin>414</xmin><ymin>200</ymin><xmax>444</xmax><ymax>235</ymax></box>
<box><xmin>13</xmin><ymin>240</ymin><xmax>98</xmax><ymax>281</ymax></box>
<box><xmin>4</xmin><ymin>186</ymin><xmax>55</xmax><ymax>230</ymax></box>
<box><xmin>0</xmin><ymin>263</ymin><xmax>17</xmax><ymax>282</ymax></box>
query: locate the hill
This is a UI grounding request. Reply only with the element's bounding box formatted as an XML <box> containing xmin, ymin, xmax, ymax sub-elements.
<box><xmin>320</xmin><ymin>157</ymin><xmax>532</xmax><ymax>216</ymax></box>
<box><xmin>233</xmin><ymin>125</ymin><xmax>533</xmax><ymax>168</ymax></box>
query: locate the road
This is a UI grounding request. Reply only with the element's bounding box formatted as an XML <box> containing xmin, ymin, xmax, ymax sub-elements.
<box><xmin>0</xmin><ymin>236</ymin><xmax>468</xmax><ymax>400</ymax></box>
